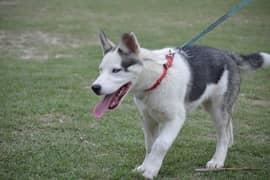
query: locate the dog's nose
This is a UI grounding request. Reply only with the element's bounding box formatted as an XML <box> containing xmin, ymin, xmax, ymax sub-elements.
<box><xmin>91</xmin><ymin>84</ymin><xmax>101</xmax><ymax>95</ymax></box>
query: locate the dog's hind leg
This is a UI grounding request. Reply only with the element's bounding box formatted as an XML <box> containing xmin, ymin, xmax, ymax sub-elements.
<box><xmin>205</xmin><ymin>64</ymin><xmax>240</xmax><ymax>168</ymax></box>
<box><xmin>206</xmin><ymin>77</ymin><xmax>239</xmax><ymax>168</ymax></box>
<box><xmin>204</xmin><ymin>100</ymin><xmax>234</xmax><ymax>147</ymax></box>
<box><xmin>206</xmin><ymin>100</ymin><xmax>233</xmax><ymax>168</ymax></box>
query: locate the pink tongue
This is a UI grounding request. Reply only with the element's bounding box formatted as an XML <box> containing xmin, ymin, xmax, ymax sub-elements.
<box><xmin>93</xmin><ymin>94</ymin><xmax>114</xmax><ymax>118</ymax></box>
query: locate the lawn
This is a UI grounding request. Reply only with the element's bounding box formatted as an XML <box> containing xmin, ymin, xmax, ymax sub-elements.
<box><xmin>0</xmin><ymin>0</ymin><xmax>269</xmax><ymax>179</ymax></box>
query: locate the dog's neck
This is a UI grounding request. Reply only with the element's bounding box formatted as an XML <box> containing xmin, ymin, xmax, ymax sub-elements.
<box><xmin>131</xmin><ymin>48</ymin><xmax>166</xmax><ymax>94</ymax></box>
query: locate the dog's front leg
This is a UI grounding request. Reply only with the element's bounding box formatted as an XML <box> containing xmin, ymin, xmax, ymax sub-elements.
<box><xmin>134</xmin><ymin>116</ymin><xmax>159</xmax><ymax>173</ymax></box>
<box><xmin>139</xmin><ymin>110</ymin><xmax>186</xmax><ymax>179</ymax></box>
<box><xmin>142</xmin><ymin>116</ymin><xmax>160</xmax><ymax>156</ymax></box>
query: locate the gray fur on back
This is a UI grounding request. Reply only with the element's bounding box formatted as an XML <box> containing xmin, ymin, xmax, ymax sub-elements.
<box><xmin>177</xmin><ymin>45</ymin><xmax>241</xmax><ymax>103</ymax></box>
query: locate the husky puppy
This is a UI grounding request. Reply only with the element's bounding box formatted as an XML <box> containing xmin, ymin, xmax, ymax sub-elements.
<box><xmin>91</xmin><ymin>32</ymin><xmax>270</xmax><ymax>179</ymax></box>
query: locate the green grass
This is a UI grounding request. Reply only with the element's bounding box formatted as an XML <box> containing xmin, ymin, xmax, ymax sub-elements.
<box><xmin>0</xmin><ymin>0</ymin><xmax>270</xmax><ymax>179</ymax></box>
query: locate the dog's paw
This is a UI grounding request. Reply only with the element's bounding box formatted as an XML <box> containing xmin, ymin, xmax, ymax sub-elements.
<box><xmin>142</xmin><ymin>167</ymin><xmax>158</xmax><ymax>180</ymax></box>
<box><xmin>206</xmin><ymin>158</ymin><xmax>224</xmax><ymax>168</ymax></box>
<box><xmin>132</xmin><ymin>163</ymin><xmax>159</xmax><ymax>179</ymax></box>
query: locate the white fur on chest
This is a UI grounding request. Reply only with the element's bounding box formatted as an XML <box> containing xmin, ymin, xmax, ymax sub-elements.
<box><xmin>133</xmin><ymin>49</ymin><xmax>191</xmax><ymax>122</ymax></box>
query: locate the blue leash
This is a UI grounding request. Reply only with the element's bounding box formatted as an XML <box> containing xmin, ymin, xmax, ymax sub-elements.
<box><xmin>181</xmin><ymin>0</ymin><xmax>253</xmax><ymax>48</ymax></box>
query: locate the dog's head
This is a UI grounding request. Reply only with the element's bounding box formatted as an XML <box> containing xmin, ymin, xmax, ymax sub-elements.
<box><xmin>92</xmin><ymin>32</ymin><xmax>143</xmax><ymax>118</ymax></box>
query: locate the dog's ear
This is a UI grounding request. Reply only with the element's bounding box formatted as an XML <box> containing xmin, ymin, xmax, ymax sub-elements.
<box><xmin>99</xmin><ymin>31</ymin><xmax>115</xmax><ymax>55</ymax></box>
<box><xmin>119</xmin><ymin>32</ymin><xmax>140</xmax><ymax>55</ymax></box>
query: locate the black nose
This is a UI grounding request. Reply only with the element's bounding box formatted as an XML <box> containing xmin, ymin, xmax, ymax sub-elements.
<box><xmin>91</xmin><ymin>84</ymin><xmax>101</xmax><ymax>95</ymax></box>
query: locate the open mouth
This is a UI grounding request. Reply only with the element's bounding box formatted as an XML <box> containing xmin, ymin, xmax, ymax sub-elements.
<box><xmin>93</xmin><ymin>82</ymin><xmax>132</xmax><ymax>118</ymax></box>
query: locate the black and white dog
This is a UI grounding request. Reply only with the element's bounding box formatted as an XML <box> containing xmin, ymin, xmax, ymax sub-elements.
<box><xmin>91</xmin><ymin>32</ymin><xmax>270</xmax><ymax>179</ymax></box>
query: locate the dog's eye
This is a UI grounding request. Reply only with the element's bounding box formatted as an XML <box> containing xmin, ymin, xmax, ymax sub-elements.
<box><xmin>112</xmin><ymin>68</ymin><xmax>122</xmax><ymax>73</ymax></box>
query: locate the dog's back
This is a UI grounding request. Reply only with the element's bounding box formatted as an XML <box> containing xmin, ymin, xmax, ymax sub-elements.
<box><xmin>179</xmin><ymin>45</ymin><xmax>270</xmax><ymax>104</ymax></box>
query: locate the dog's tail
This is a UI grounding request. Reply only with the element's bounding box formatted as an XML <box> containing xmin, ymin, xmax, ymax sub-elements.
<box><xmin>232</xmin><ymin>52</ymin><xmax>270</xmax><ymax>71</ymax></box>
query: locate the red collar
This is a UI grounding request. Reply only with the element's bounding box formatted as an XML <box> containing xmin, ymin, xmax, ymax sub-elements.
<box><xmin>144</xmin><ymin>50</ymin><xmax>175</xmax><ymax>92</ymax></box>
